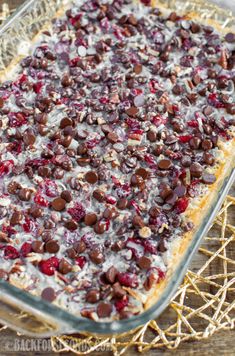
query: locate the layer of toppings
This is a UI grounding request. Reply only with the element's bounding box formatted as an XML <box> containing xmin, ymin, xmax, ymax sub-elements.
<box><xmin>0</xmin><ymin>0</ymin><xmax>234</xmax><ymax>321</ymax></box>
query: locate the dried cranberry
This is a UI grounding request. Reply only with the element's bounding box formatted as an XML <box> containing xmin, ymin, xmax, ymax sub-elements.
<box><xmin>20</xmin><ymin>242</ymin><xmax>32</xmax><ymax>257</ymax></box>
<box><xmin>68</xmin><ymin>203</ymin><xmax>85</xmax><ymax>222</ymax></box>
<box><xmin>75</xmin><ymin>256</ymin><xmax>86</xmax><ymax>268</ymax></box>
<box><xmin>118</xmin><ymin>272</ymin><xmax>139</xmax><ymax>288</ymax></box>
<box><xmin>115</xmin><ymin>295</ymin><xmax>129</xmax><ymax>312</ymax></box>
<box><xmin>34</xmin><ymin>192</ymin><xmax>49</xmax><ymax>207</ymax></box>
<box><xmin>0</xmin><ymin>160</ymin><xmax>14</xmax><ymax>177</ymax></box>
<box><xmin>4</xmin><ymin>245</ymin><xmax>19</xmax><ymax>260</ymax></box>
<box><xmin>175</xmin><ymin>197</ymin><xmax>189</xmax><ymax>213</ymax></box>
<box><xmin>39</xmin><ymin>257</ymin><xmax>59</xmax><ymax>276</ymax></box>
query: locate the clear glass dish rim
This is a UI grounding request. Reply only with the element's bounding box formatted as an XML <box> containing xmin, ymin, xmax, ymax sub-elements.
<box><xmin>0</xmin><ymin>0</ymin><xmax>234</xmax><ymax>335</ymax></box>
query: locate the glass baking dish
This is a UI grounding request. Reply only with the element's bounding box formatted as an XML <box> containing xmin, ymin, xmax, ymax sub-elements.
<box><xmin>0</xmin><ymin>0</ymin><xmax>234</xmax><ymax>337</ymax></box>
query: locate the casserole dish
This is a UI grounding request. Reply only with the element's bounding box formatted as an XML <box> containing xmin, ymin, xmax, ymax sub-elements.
<box><xmin>0</xmin><ymin>0</ymin><xmax>234</xmax><ymax>336</ymax></box>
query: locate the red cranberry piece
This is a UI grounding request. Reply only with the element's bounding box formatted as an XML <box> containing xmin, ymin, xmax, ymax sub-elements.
<box><xmin>20</xmin><ymin>242</ymin><xmax>32</xmax><ymax>257</ymax></box>
<box><xmin>115</xmin><ymin>295</ymin><xmax>129</xmax><ymax>312</ymax></box>
<box><xmin>75</xmin><ymin>256</ymin><xmax>86</xmax><ymax>269</ymax></box>
<box><xmin>175</xmin><ymin>197</ymin><xmax>189</xmax><ymax>214</ymax></box>
<box><xmin>34</xmin><ymin>192</ymin><xmax>49</xmax><ymax>207</ymax></box>
<box><xmin>118</xmin><ymin>272</ymin><xmax>139</xmax><ymax>288</ymax></box>
<box><xmin>4</xmin><ymin>245</ymin><xmax>19</xmax><ymax>260</ymax></box>
<box><xmin>0</xmin><ymin>160</ymin><xmax>14</xmax><ymax>177</ymax></box>
<box><xmin>39</xmin><ymin>257</ymin><xmax>59</xmax><ymax>276</ymax></box>
<box><xmin>68</xmin><ymin>203</ymin><xmax>85</xmax><ymax>222</ymax></box>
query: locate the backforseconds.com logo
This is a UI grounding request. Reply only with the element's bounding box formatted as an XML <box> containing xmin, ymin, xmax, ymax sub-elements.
<box><xmin>3</xmin><ymin>337</ymin><xmax>111</xmax><ymax>353</ymax></box>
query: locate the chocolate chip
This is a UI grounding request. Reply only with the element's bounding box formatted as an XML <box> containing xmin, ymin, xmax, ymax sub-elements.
<box><xmin>172</xmin><ymin>84</ymin><xmax>184</xmax><ymax>95</ymax></box>
<box><xmin>94</xmin><ymin>220</ymin><xmax>107</xmax><ymax>234</ymax></box>
<box><xmin>41</xmin><ymin>231</ymin><xmax>52</xmax><ymax>242</ymax></box>
<box><xmin>23</xmin><ymin>133</ymin><xmax>36</xmax><ymax>146</ymax></box>
<box><xmin>0</xmin><ymin>98</ymin><xmax>4</xmax><ymax>108</ymax></box>
<box><xmin>41</xmin><ymin>287</ymin><xmax>56</xmax><ymax>302</ymax></box>
<box><xmin>7</xmin><ymin>181</ymin><xmax>21</xmax><ymax>194</ymax></box>
<box><xmin>135</xmin><ymin>167</ymin><xmax>149</xmax><ymax>180</ymax></box>
<box><xmin>105</xmin><ymin>266</ymin><xmax>118</xmax><ymax>284</ymax></box>
<box><xmin>126</xmin><ymin>106</ymin><xmax>138</xmax><ymax>116</ymax></box>
<box><xmin>86</xmin><ymin>289</ymin><xmax>100</xmax><ymax>303</ymax></box>
<box><xmin>60</xmin><ymin>117</ymin><xmax>73</xmax><ymax>129</ymax></box>
<box><xmin>113</xmin><ymin>283</ymin><xmax>126</xmax><ymax>300</ymax></box>
<box><xmin>191</xmin><ymin>22</ymin><xmax>201</xmax><ymax>33</ymax></box>
<box><xmin>51</xmin><ymin>197</ymin><xmax>66</xmax><ymax>211</ymax></box>
<box><xmin>29</xmin><ymin>205</ymin><xmax>43</xmax><ymax>219</ymax></box>
<box><xmin>107</xmin><ymin>132</ymin><xmax>118</xmax><ymax>143</ymax></box>
<box><xmin>45</xmin><ymin>240</ymin><xmax>60</xmax><ymax>253</ymax></box>
<box><xmin>130</xmin><ymin>174</ymin><xmax>144</xmax><ymax>188</ymax></box>
<box><xmin>103</xmin><ymin>208</ymin><xmax>117</xmax><ymax>219</ymax></box>
<box><xmin>93</xmin><ymin>189</ymin><xmax>105</xmax><ymax>202</ymax></box>
<box><xmin>201</xmin><ymin>172</ymin><xmax>216</xmax><ymax>185</ymax></box>
<box><xmin>147</xmin><ymin>130</ymin><xmax>157</xmax><ymax>142</ymax></box>
<box><xmin>18</xmin><ymin>188</ymin><xmax>32</xmax><ymax>201</ymax></box>
<box><xmin>117</xmin><ymin>198</ymin><xmax>127</xmax><ymax>211</ymax></box>
<box><xmin>144</xmin><ymin>272</ymin><xmax>156</xmax><ymax>291</ymax></box>
<box><xmin>158</xmin><ymin>239</ymin><xmax>167</xmax><ymax>252</ymax></box>
<box><xmin>89</xmin><ymin>248</ymin><xmax>104</xmax><ymax>264</ymax></box>
<box><xmin>225</xmin><ymin>32</ymin><xmax>235</xmax><ymax>43</ymax></box>
<box><xmin>97</xmin><ymin>302</ymin><xmax>112</xmax><ymax>318</ymax></box>
<box><xmin>0</xmin><ymin>232</ymin><xmax>9</xmax><ymax>242</ymax></box>
<box><xmin>138</xmin><ymin>256</ymin><xmax>151</xmax><ymax>269</ymax></box>
<box><xmin>84</xmin><ymin>213</ymin><xmax>97</xmax><ymax>226</ymax></box>
<box><xmin>190</xmin><ymin>162</ymin><xmax>203</xmax><ymax>178</ymax></box>
<box><xmin>67</xmin><ymin>248</ymin><xmax>77</xmax><ymax>259</ymax></box>
<box><xmin>32</xmin><ymin>240</ymin><xmax>44</xmax><ymax>253</ymax></box>
<box><xmin>159</xmin><ymin>185</ymin><xmax>172</xmax><ymax>200</ymax></box>
<box><xmin>132</xmin><ymin>215</ymin><xmax>144</xmax><ymax>228</ymax></box>
<box><xmin>158</xmin><ymin>159</ymin><xmax>172</xmax><ymax>170</ymax></box>
<box><xmin>165</xmin><ymin>192</ymin><xmax>178</xmax><ymax>205</ymax></box>
<box><xmin>133</xmin><ymin>63</ymin><xmax>142</xmax><ymax>74</ymax></box>
<box><xmin>181</xmin><ymin>155</ymin><xmax>192</xmax><ymax>167</ymax></box>
<box><xmin>85</xmin><ymin>171</ymin><xmax>98</xmax><ymax>184</ymax></box>
<box><xmin>64</xmin><ymin>219</ymin><xmax>78</xmax><ymax>231</ymax></box>
<box><xmin>38</xmin><ymin>166</ymin><xmax>51</xmax><ymax>178</ymax></box>
<box><xmin>149</xmin><ymin>206</ymin><xmax>160</xmax><ymax>218</ymax></box>
<box><xmin>58</xmin><ymin>259</ymin><xmax>72</xmax><ymax>274</ymax></box>
<box><xmin>189</xmin><ymin>137</ymin><xmax>201</xmax><ymax>149</ymax></box>
<box><xmin>73</xmin><ymin>240</ymin><xmax>86</xmax><ymax>254</ymax></box>
<box><xmin>60</xmin><ymin>190</ymin><xmax>72</xmax><ymax>202</ymax></box>
<box><xmin>10</xmin><ymin>211</ymin><xmax>22</xmax><ymax>226</ymax></box>
<box><xmin>174</xmin><ymin>185</ymin><xmax>186</xmax><ymax>197</ymax></box>
<box><xmin>201</xmin><ymin>139</ymin><xmax>213</xmax><ymax>150</ymax></box>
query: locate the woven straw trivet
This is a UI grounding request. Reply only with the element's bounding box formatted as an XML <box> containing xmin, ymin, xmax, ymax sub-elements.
<box><xmin>0</xmin><ymin>3</ymin><xmax>235</xmax><ymax>354</ymax></box>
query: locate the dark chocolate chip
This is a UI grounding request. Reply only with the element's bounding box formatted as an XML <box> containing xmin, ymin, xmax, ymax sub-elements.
<box><xmin>85</xmin><ymin>171</ymin><xmax>98</xmax><ymax>184</ymax></box>
<box><xmin>84</xmin><ymin>213</ymin><xmax>97</xmax><ymax>226</ymax></box>
<box><xmin>32</xmin><ymin>240</ymin><xmax>44</xmax><ymax>253</ymax></box>
<box><xmin>97</xmin><ymin>302</ymin><xmax>112</xmax><ymax>318</ymax></box>
<box><xmin>45</xmin><ymin>240</ymin><xmax>60</xmax><ymax>253</ymax></box>
<box><xmin>58</xmin><ymin>259</ymin><xmax>72</xmax><ymax>274</ymax></box>
<box><xmin>158</xmin><ymin>159</ymin><xmax>172</xmax><ymax>170</ymax></box>
<box><xmin>64</xmin><ymin>219</ymin><xmax>78</xmax><ymax>231</ymax></box>
<box><xmin>105</xmin><ymin>266</ymin><xmax>118</xmax><ymax>284</ymax></box>
<box><xmin>60</xmin><ymin>190</ymin><xmax>72</xmax><ymax>203</ymax></box>
<box><xmin>41</xmin><ymin>287</ymin><xmax>56</xmax><ymax>302</ymax></box>
<box><xmin>137</xmin><ymin>256</ymin><xmax>151</xmax><ymax>269</ymax></box>
<box><xmin>86</xmin><ymin>289</ymin><xmax>100</xmax><ymax>303</ymax></box>
<box><xmin>51</xmin><ymin>197</ymin><xmax>66</xmax><ymax>211</ymax></box>
<box><xmin>190</xmin><ymin>162</ymin><xmax>203</xmax><ymax>178</ymax></box>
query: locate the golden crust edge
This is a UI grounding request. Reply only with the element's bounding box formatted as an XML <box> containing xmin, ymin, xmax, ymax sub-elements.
<box><xmin>144</xmin><ymin>136</ymin><xmax>235</xmax><ymax>310</ymax></box>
